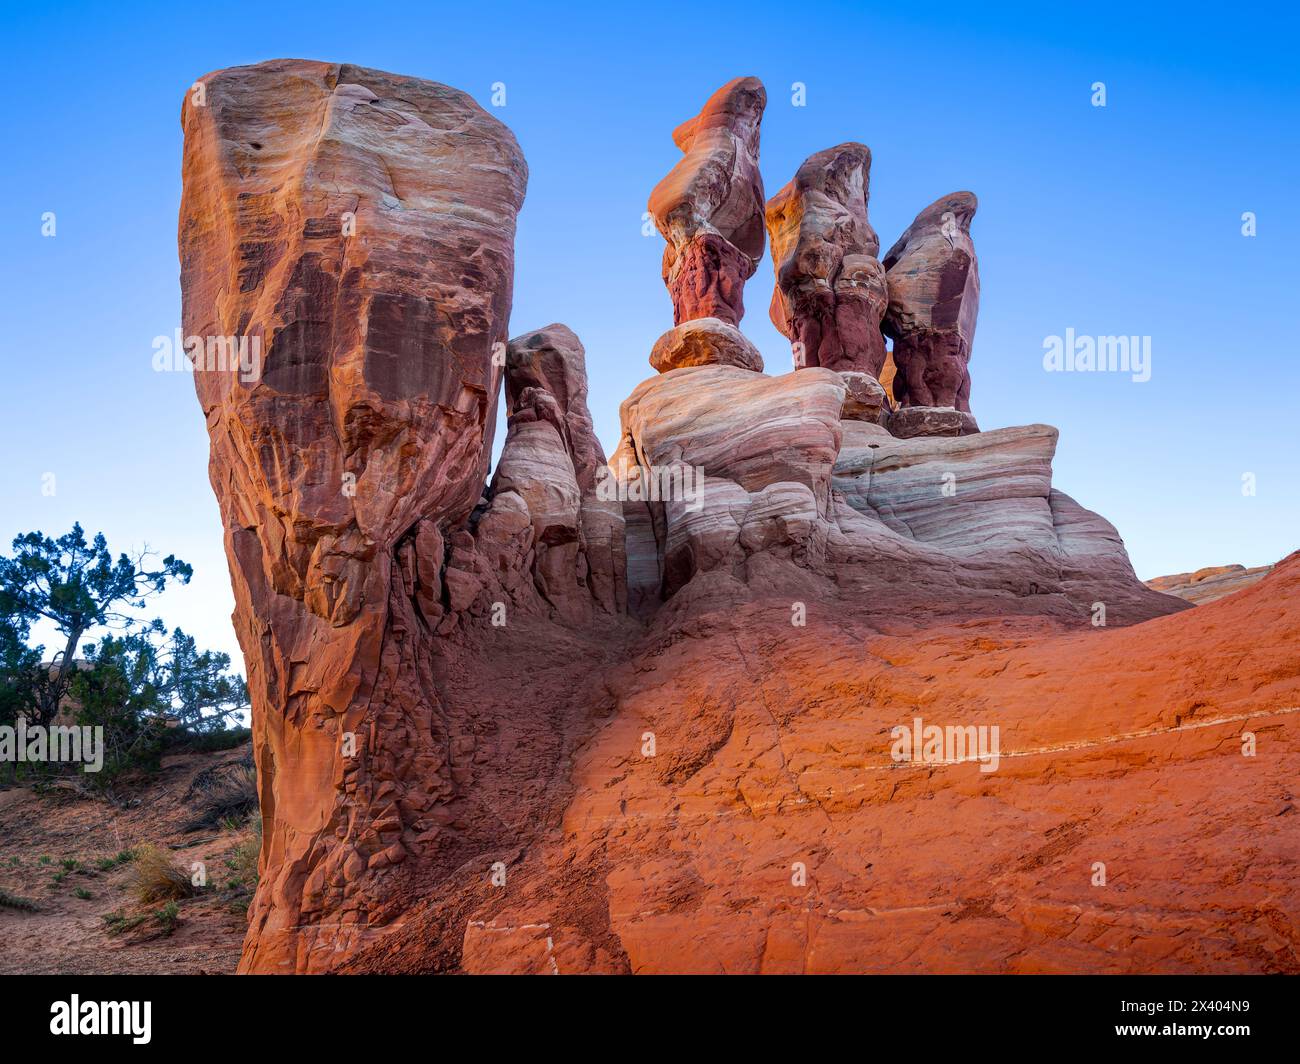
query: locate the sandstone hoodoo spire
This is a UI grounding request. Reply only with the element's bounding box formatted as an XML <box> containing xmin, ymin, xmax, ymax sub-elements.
<box><xmin>179</xmin><ymin>59</ymin><xmax>527</xmax><ymax>973</ymax></box>
<box><xmin>765</xmin><ymin>142</ymin><xmax>889</xmax><ymax>377</ymax></box>
<box><xmin>480</xmin><ymin>324</ymin><xmax>627</xmax><ymax>623</ymax></box>
<box><xmin>882</xmin><ymin>191</ymin><xmax>980</xmax><ymax>436</ymax></box>
<box><xmin>648</xmin><ymin>76</ymin><xmax>767</xmax><ymax>327</ymax></box>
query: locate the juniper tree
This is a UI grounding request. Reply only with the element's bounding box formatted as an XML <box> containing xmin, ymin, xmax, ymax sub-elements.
<box><xmin>0</xmin><ymin>524</ymin><xmax>192</xmax><ymax>727</ymax></box>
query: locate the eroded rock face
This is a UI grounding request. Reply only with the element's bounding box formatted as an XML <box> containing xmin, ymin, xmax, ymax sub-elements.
<box><xmin>606</xmin><ymin>362</ymin><xmax>1171</xmax><ymax>626</ymax></box>
<box><xmin>478</xmin><ymin>324</ymin><xmax>627</xmax><ymax>623</ymax></box>
<box><xmin>614</xmin><ymin>366</ymin><xmax>845</xmax><ymax>506</ymax></box>
<box><xmin>611</xmin><ymin>365</ymin><xmax>845</xmax><ymax>600</ymax></box>
<box><xmin>648</xmin><ymin>77</ymin><xmax>767</xmax><ymax>326</ymax></box>
<box><xmin>180</xmin><ymin>59</ymin><xmax>527</xmax><ymax>972</ymax></box>
<box><xmin>766</xmin><ymin>143</ymin><xmax>889</xmax><ymax>375</ymax></box>
<box><xmin>883</xmin><ymin>192</ymin><xmax>980</xmax><ymax>411</ymax></box>
<box><xmin>339</xmin><ymin>461</ymin><xmax>1300</xmax><ymax>977</ymax></box>
<box><xmin>429</xmin><ymin>553</ymin><xmax>1299</xmax><ymax>976</ymax></box>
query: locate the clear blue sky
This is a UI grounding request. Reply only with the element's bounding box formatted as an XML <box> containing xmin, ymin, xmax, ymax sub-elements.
<box><xmin>2</xmin><ymin>1</ymin><xmax>1296</xmax><ymax>667</ymax></box>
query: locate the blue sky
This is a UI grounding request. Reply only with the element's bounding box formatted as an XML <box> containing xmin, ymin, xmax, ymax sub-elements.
<box><xmin>1</xmin><ymin>0</ymin><xmax>1296</xmax><ymax>666</ymax></box>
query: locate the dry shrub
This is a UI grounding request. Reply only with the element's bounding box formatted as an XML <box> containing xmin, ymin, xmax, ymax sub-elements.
<box><xmin>129</xmin><ymin>844</ymin><xmax>195</xmax><ymax>904</ymax></box>
<box><xmin>0</xmin><ymin>888</ymin><xmax>38</xmax><ymax>912</ymax></box>
<box><xmin>181</xmin><ymin>758</ymin><xmax>258</xmax><ymax>833</ymax></box>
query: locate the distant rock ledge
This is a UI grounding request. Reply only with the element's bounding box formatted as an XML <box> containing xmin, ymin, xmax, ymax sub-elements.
<box><xmin>1146</xmin><ymin>563</ymin><xmax>1274</xmax><ymax>604</ymax></box>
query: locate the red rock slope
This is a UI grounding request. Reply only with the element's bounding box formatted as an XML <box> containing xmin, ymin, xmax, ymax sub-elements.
<box><xmin>336</xmin><ymin>551</ymin><xmax>1300</xmax><ymax>974</ymax></box>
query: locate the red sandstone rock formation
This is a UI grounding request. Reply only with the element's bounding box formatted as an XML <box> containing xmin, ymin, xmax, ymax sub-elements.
<box><xmin>765</xmin><ymin>143</ymin><xmax>889</xmax><ymax>375</ymax></box>
<box><xmin>883</xmin><ymin>192</ymin><xmax>980</xmax><ymax>412</ymax></box>
<box><xmin>182</xmin><ymin>64</ymin><xmax>1296</xmax><ymax>976</ymax></box>
<box><xmin>429</xmin><ymin>551</ymin><xmax>1300</xmax><ymax>974</ymax></box>
<box><xmin>477</xmin><ymin>324</ymin><xmax>627</xmax><ymax>623</ymax></box>
<box><xmin>180</xmin><ymin>59</ymin><xmax>527</xmax><ymax>972</ymax></box>
<box><xmin>609</xmin><ymin>361</ymin><xmax>1176</xmax><ymax>626</ymax></box>
<box><xmin>648</xmin><ymin>77</ymin><xmax>767</xmax><ymax>326</ymax></box>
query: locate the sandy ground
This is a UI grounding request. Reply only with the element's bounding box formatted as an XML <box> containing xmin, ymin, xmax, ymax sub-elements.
<box><xmin>0</xmin><ymin>743</ymin><xmax>255</xmax><ymax>974</ymax></box>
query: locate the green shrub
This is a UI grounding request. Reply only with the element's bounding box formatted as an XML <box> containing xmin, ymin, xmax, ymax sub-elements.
<box><xmin>225</xmin><ymin>835</ymin><xmax>260</xmax><ymax>886</ymax></box>
<box><xmin>95</xmin><ymin>850</ymin><xmax>135</xmax><ymax>872</ymax></box>
<box><xmin>155</xmin><ymin>901</ymin><xmax>180</xmax><ymax>935</ymax></box>
<box><xmin>103</xmin><ymin>910</ymin><xmax>147</xmax><ymax>936</ymax></box>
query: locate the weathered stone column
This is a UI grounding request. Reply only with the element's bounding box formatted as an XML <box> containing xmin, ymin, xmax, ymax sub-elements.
<box><xmin>179</xmin><ymin>59</ymin><xmax>527</xmax><ymax>972</ymax></box>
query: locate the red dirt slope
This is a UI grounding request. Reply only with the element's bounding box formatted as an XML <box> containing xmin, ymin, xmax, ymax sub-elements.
<box><xmin>345</xmin><ymin>552</ymin><xmax>1300</xmax><ymax>973</ymax></box>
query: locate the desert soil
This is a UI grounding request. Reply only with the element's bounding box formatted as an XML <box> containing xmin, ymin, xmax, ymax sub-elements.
<box><xmin>0</xmin><ymin>743</ymin><xmax>255</xmax><ymax>974</ymax></box>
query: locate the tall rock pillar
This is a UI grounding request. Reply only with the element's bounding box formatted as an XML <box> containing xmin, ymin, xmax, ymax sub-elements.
<box><xmin>179</xmin><ymin>59</ymin><xmax>527</xmax><ymax>972</ymax></box>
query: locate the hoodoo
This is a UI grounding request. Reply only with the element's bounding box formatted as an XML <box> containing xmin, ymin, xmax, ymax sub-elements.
<box><xmin>882</xmin><ymin>191</ymin><xmax>981</xmax><ymax>436</ymax></box>
<box><xmin>765</xmin><ymin>142</ymin><xmax>888</xmax><ymax>377</ymax></box>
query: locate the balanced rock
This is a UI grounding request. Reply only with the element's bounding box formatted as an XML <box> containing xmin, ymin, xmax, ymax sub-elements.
<box><xmin>882</xmin><ymin>191</ymin><xmax>980</xmax><ymax>411</ymax></box>
<box><xmin>180</xmin><ymin>59</ymin><xmax>527</xmax><ymax>973</ymax></box>
<box><xmin>889</xmin><ymin>405</ymin><xmax>979</xmax><ymax>438</ymax></box>
<box><xmin>765</xmin><ymin>143</ymin><xmax>888</xmax><ymax>375</ymax></box>
<box><xmin>649</xmin><ymin>317</ymin><xmax>764</xmax><ymax>373</ymax></box>
<box><xmin>648</xmin><ymin>77</ymin><xmax>767</xmax><ymax>326</ymax></box>
<box><xmin>838</xmin><ymin>370</ymin><xmax>890</xmax><ymax>425</ymax></box>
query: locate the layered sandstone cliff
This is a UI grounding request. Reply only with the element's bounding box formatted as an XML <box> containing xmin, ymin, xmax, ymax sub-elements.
<box><xmin>182</xmin><ymin>64</ymin><xmax>1297</xmax><ymax>974</ymax></box>
<box><xmin>1147</xmin><ymin>563</ymin><xmax>1274</xmax><ymax>605</ymax></box>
